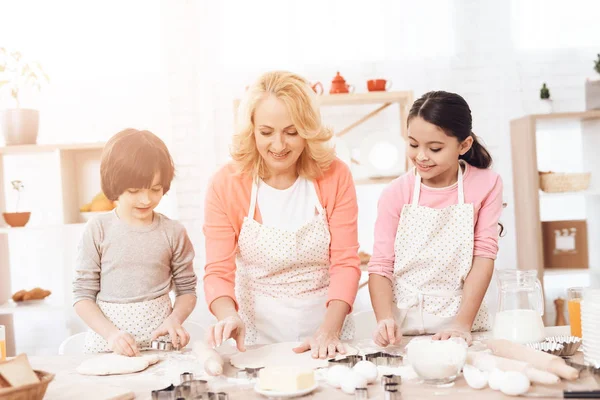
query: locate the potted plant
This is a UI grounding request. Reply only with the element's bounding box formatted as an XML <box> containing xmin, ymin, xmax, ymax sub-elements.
<box><xmin>0</xmin><ymin>48</ymin><xmax>49</xmax><ymax>145</ymax></box>
<box><xmin>539</xmin><ymin>83</ymin><xmax>553</xmax><ymax>114</ymax></box>
<box><xmin>585</xmin><ymin>53</ymin><xmax>600</xmax><ymax>110</ymax></box>
<box><xmin>2</xmin><ymin>180</ymin><xmax>31</xmax><ymax>227</ymax></box>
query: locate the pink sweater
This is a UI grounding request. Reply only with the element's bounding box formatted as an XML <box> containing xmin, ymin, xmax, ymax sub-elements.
<box><xmin>203</xmin><ymin>158</ymin><xmax>361</xmax><ymax>312</ymax></box>
<box><xmin>368</xmin><ymin>163</ymin><xmax>503</xmax><ymax>280</ymax></box>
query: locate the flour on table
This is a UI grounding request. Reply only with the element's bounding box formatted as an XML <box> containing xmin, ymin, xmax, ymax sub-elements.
<box><xmin>76</xmin><ymin>353</ymin><xmax>160</xmax><ymax>376</ymax></box>
<box><xmin>229</xmin><ymin>342</ymin><xmax>359</xmax><ymax>369</ymax></box>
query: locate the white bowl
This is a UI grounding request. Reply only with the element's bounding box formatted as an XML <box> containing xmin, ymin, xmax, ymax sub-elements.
<box><xmin>406</xmin><ymin>338</ymin><xmax>467</xmax><ymax>385</ymax></box>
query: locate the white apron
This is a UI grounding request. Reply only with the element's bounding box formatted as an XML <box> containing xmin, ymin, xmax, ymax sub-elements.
<box><xmin>236</xmin><ymin>179</ymin><xmax>354</xmax><ymax>345</ymax></box>
<box><xmin>84</xmin><ymin>294</ymin><xmax>172</xmax><ymax>353</ymax></box>
<box><xmin>392</xmin><ymin>162</ymin><xmax>490</xmax><ymax>335</ymax></box>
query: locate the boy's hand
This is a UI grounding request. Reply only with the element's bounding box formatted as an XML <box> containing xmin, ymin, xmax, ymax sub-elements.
<box><xmin>151</xmin><ymin>315</ymin><xmax>191</xmax><ymax>349</ymax></box>
<box><xmin>107</xmin><ymin>330</ymin><xmax>141</xmax><ymax>357</ymax></box>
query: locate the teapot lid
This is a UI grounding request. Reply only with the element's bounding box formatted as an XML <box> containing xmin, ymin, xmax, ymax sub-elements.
<box><xmin>332</xmin><ymin>72</ymin><xmax>346</xmax><ymax>83</ymax></box>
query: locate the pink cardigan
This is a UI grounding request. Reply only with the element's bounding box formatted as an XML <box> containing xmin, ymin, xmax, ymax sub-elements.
<box><xmin>203</xmin><ymin>158</ymin><xmax>361</xmax><ymax>313</ymax></box>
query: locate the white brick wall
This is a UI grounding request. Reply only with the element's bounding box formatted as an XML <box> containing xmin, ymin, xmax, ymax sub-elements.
<box><xmin>160</xmin><ymin>1</ymin><xmax>600</xmax><ymax>324</ymax></box>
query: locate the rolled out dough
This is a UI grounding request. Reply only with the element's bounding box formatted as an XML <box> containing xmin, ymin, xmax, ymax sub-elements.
<box><xmin>76</xmin><ymin>353</ymin><xmax>160</xmax><ymax>376</ymax></box>
<box><xmin>229</xmin><ymin>342</ymin><xmax>359</xmax><ymax>370</ymax></box>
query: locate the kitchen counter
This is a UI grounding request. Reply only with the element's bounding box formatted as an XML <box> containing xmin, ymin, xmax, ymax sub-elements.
<box><xmin>29</xmin><ymin>327</ymin><xmax>599</xmax><ymax>400</ymax></box>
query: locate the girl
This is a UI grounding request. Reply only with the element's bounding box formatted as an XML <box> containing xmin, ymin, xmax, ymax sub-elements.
<box><xmin>368</xmin><ymin>91</ymin><xmax>503</xmax><ymax>346</ymax></box>
<box><xmin>73</xmin><ymin>129</ymin><xmax>197</xmax><ymax>356</ymax></box>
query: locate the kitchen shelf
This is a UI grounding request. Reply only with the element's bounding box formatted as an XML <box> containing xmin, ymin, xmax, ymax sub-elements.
<box><xmin>0</xmin><ymin>142</ymin><xmax>105</xmax><ymax>155</ymax></box>
<box><xmin>539</xmin><ymin>189</ymin><xmax>600</xmax><ymax>198</ymax></box>
<box><xmin>0</xmin><ymin>142</ymin><xmax>106</xmax><ymax>356</ymax></box>
<box><xmin>543</xmin><ymin>268</ymin><xmax>591</xmax><ymax>275</ymax></box>
<box><xmin>0</xmin><ymin>223</ymin><xmax>86</xmax><ymax>234</ymax></box>
<box><xmin>0</xmin><ymin>300</ymin><xmax>66</xmax><ymax>315</ymax></box>
<box><xmin>510</xmin><ymin>112</ymin><xmax>600</xmax><ymax>295</ymax></box>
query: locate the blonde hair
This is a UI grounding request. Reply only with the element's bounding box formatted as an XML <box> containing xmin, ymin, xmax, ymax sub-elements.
<box><xmin>231</xmin><ymin>70</ymin><xmax>335</xmax><ymax>180</ymax></box>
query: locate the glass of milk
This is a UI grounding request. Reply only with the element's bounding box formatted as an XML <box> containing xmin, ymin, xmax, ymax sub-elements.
<box><xmin>492</xmin><ymin>269</ymin><xmax>545</xmax><ymax>343</ymax></box>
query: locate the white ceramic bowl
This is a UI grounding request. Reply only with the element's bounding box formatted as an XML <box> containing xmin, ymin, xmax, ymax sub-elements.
<box><xmin>406</xmin><ymin>338</ymin><xmax>467</xmax><ymax>385</ymax></box>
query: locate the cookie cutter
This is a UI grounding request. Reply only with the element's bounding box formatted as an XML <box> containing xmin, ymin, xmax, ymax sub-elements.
<box><xmin>365</xmin><ymin>352</ymin><xmax>403</xmax><ymax>367</ymax></box>
<box><xmin>384</xmin><ymin>388</ymin><xmax>401</xmax><ymax>400</ymax></box>
<box><xmin>151</xmin><ymin>373</ymin><xmax>210</xmax><ymax>399</ymax></box>
<box><xmin>203</xmin><ymin>393</ymin><xmax>229</xmax><ymax>400</ymax></box>
<box><xmin>355</xmin><ymin>387</ymin><xmax>368</xmax><ymax>399</ymax></box>
<box><xmin>328</xmin><ymin>354</ymin><xmax>364</xmax><ymax>368</ymax></box>
<box><xmin>381</xmin><ymin>374</ymin><xmax>402</xmax><ymax>386</ymax></box>
<box><xmin>151</xmin><ymin>339</ymin><xmax>179</xmax><ymax>351</ymax></box>
<box><xmin>236</xmin><ymin>367</ymin><xmax>264</xmax><ymax>379</ymax></box>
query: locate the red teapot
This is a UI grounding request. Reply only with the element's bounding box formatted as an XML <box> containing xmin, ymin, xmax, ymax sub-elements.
<box><xmin>330</xmin><ymin>72</ymin><xmax>355</xmax><ymax>94</ymax></box>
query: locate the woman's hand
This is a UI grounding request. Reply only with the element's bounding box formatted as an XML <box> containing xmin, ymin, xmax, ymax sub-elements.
<box><xmin>206</xmin><ymin>315</ymin><xmax>246</xmax><ymax>351</ymax></box>
<box><xmin>293</xmin><ymin>328</ymin><xmax>346</xmax><ymax>359</ymax></box>
<box><xmin>373</xmin><ymin>318</ymin><xmax>402</xmax><ymax>347</ymax></box>
<box><xmin>151</xmin><ymin>315</ymin><xmax>191</xmax><ymax>349</ymax></box>
<box><xmin>107</xmin><ymin>330</ymin><xmax>140</xmax><ymax>357</ymax></box>
<box><xmin>432</xmin><ymin>323</ymin><xmax>472</xmax><ymax>345</ymax></box>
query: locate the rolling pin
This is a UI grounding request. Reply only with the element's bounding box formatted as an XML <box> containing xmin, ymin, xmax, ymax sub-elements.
<box><xmin>467</xmin><ymin>352</ymin><xmax>560</xmax><ymax>384</ymax></box>
<box><xmin>193</xmin><ymin>341</ymin><xmax>224</xmax><ymax>376</ymax></box>
<box><xmin>484</xmin><ymin>339</ymin><xmax>579</xmax><ymax>380</ymax></box>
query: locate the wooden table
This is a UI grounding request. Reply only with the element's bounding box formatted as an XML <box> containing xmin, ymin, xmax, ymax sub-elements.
<box><xmin>29</xmin><ymin>327</ymin><xmax>599</xmax><ymax>400</ymax></box>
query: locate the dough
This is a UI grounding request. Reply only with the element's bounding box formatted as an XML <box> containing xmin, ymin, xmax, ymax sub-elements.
<box><xmin>230</xmin><ymin>342</ymin><xmax>359</xmax><ymax>370</ymax></box>
<box><xmin>76</xmin><ymin>353</ymin><xmax>160</xmax><ymax>376</ymax></box>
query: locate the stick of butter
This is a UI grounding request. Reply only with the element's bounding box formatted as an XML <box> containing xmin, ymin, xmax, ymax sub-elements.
<box><xmin>258</xmin><ymin>366</ymin><xmax>315</xmax><ymax>392</ymax></box>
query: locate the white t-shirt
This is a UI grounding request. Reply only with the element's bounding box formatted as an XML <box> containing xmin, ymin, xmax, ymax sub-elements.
<box><xmin>257</xmin><ymin>177</ymin><xmax>318</xmax><ymax>231</ymax></box>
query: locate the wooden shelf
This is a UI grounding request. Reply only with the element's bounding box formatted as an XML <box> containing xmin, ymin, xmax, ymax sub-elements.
<box><xmin>355</xmin><ymin>176</ymin><xmax>399</xmax><ymax>185</ymax></box>
<box><xmin>0</xmin><ymin>142</ymin><xmax>105</xmax><ymax>155</ymax></box>
<box><xmin>316</xmin><ymin>91</ymin><xmax>414</xmax><ymax>106</ymax></box>
<box><xmin>539</xmin><ymin>189</ymin><xmax>600</xmax><ymax>198</ymax></box>
<box><xmin>544</xmin><ymin>268</ymin><xmax>591</xmax><ymax>275</ymax></box>
<box><xmin>513</xmin><ymin>110</ymin><xmax>600</xmax><ymax>123</ymax></box>
<box><xmin>0</xmin><ymin>300</ymin><xmax>66</xmax><ymax>315</ymax></box>
<box><xmin>0</xmin><ymin>223</ymin><xmax>86</xmax><ymax>234</ymax></box>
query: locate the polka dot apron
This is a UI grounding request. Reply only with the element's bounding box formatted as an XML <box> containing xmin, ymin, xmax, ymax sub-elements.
<box><xmin>83</xmin><ymin>293</ymin><xmax>172</xmax><ymax>353</ymax></box>
<box><xmin>392</xmin><ymin>162</ymin><xmax>490</xmax><ymax>335</ymax></box>
<box><xmin>236</xmin><ymin>179</ymin><xmax>354</xmax><ymax>345</ymax></box>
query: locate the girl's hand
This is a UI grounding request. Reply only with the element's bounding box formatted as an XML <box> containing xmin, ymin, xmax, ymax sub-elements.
<box><xmin>107</xmin><ymin>330</ymin><xmax>141</xmax><ymax>357</ymax></box>
<box><xmin>207</xmin><ymin>315</ymin><xmax>246</xmax><ymax>351</ymax></box>
<box><xmin>373</xmin><ymin>318</ymin><xmax>402</xmax><ymax>347</ymax></box>
<box><xmin>432</xmin><ymin>323</ymin><xmax>472</xmax><ymax>345</ymax></box>
<box><xmin>293</xmin><ymin>328</ymin><xmax>346</xmax><ymax>359</ymax></box>
<box><xmin>151</xmin><ymin>315</ymin><xmax>191</xmax><ymax>349</ymax></box>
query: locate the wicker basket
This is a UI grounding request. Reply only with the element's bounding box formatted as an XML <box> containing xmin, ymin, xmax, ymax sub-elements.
<box><xmin>0</xmin><ymin>370</ymin><xmax>54</xmax><ymax>400</ymax></box>
<box><xmin>539</xmin><ymin>171</ymin><xmax>591</xmax><ymax>193</ymax></box>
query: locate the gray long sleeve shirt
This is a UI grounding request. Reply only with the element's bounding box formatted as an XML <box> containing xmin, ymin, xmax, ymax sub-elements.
<box><xmin>72</xmin><ymin>210</ymin><xmax>197</xmax><ymax>305</ymax></box>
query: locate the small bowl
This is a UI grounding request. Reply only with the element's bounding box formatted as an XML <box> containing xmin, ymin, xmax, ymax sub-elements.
<box><xmin>2</xmin><ymin>212</ymin><xmax>31</xmax><ymax>227</ymax></box>
<box><xmin>406</xmin><ymin>339</ymin><xmax>467</xmax><ymax>385</ymax></box>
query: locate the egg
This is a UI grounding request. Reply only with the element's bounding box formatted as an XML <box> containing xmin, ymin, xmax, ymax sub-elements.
<box><xmin>462</xmin><ymin>364</ymin><xmax>488</xmax><ymax>389</ymax></box>
<box><xmin>353</xmin><ymin>361</ymin><xmax>378</xmax><ymax>384</ymax></box>
<box><xmin>488</xmin><ymin>368</ymin><xmax>505</xmax><ymax>391</ymax></box>
<box><xmin>326</xmin><ymin>365</ymin><xmax>352</xmax><ymax>388</ymax></box>
<box><xmin>500</xmin><ymin>371</ymin><xmax>530</xmax><ymax>396</ymax></box>
<box><xmin>340</xmin><ymin>371</ymin><xmax>368</xmax><ymax>394</ymax></box>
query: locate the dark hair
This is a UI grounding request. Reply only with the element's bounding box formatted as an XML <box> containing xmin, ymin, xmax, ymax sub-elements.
<box><xmin>100</xmin><ymin>128</ymin><xmax>175</xmax><ymax>201</ymax></box>
<box><xmin>408</xmin><ymin>91</ymin><xmax>492</xmax><ymax>169</ymax></box>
